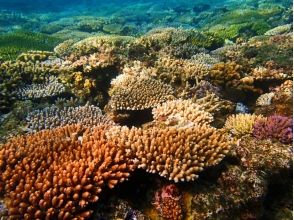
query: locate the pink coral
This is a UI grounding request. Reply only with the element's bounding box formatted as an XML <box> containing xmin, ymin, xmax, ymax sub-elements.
<box><xmin>253</xmin><ymin>115</ymin><xmax>293</xmax><ymax>144</ymax></box>
<box><xmin>153</xmin><ymin>184</ymin><xmax>183</xmax><ymax>220</ymax></box>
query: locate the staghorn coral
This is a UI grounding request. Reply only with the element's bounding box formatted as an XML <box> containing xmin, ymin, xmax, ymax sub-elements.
<box><xmin>224</xmin><ymin>114</ymin><xmax>265</xmax><ymax>137</ymax></box>
<box><xmin>152</xmin><ymin>99</ymin><xmax>213</xmax><ymax>128</ymax></box>
<box><xmin>16</xmin><ymin>76</ymin><xmax>66</xmax><ymax>100</ymax></box>
<box><xmin>26</xmin><ymin>104</ymin><xmax>115</xmax><ymax>132</ymax></box>
<box><xmin>253</xmin><ymin>115</ymin><xmax>293</xmax><ymax>144</ymax></box>
<box><xmin>153</xmin><ymin>184</ymin><xmax>184</xmax><ymax>220</ymax></box>
<box><xmin>108</xmin><ymin>74</ymin><xmax>174</xmax><ymax>111</ymax></box>
<box><xmin>106</xmin><ymin>124</ymin><xmax>231</xmax><ymax>182</ymax></box>
<box><xmin>271</xmin><ymin>80</ymin><xmax>293</xmax><ymax>116</ymax></box>
<box><xmin>0</xmin><ymin>30</ymin><xmax>60</xmax><ymax>61</ymax></box>
<box><xmin>54</xmin><ymin>39</ymin><xmax>76</xmax><ymax>57</ymax></box>
<box><xmin>0</xmin><ymin>124</ymin><xmax>136</xmax><ymax>219</ymax></box>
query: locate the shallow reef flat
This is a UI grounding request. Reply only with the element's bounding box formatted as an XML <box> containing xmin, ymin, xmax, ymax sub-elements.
<box><xmin>0</xmin><ymin>0</ymin><xmax>293</xmax><ymax>219</ymax></box>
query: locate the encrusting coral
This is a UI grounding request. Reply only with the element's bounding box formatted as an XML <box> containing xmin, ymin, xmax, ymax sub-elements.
<box><xmin>107</xmin><ymin>74</ymin><xmax>174</xmax><ymax>111</ymax></box>
<box><xmin>224</xmin><ymin>114</ymin><xmax>265</xmax><ymax>137</ymax></box>
<box><xmin>153</xmin><ymin>184</ymin><xmax>184</xmax><ymax>220</ymax></box>
<box><xmin>26</xmin><ymin>104</ymin><xmax>115</xmax><ymax>132</ymax></box>
<box><xmin>0</xmin><ymin>124</ymin><xmax>136</xmax><ymax>219</ymax></box>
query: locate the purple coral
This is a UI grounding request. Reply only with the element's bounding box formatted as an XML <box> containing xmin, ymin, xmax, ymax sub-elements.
<box><xmin>253</xmin><ymin>115</ymin><xmax>293</xmax><ymax>144</ymax></box>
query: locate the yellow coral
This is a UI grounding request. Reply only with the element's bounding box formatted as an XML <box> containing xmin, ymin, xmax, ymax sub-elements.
<box><xmin>224</xmin><ymin>114</ymin><xmax>265</xmax><ymax>136</ymax></box>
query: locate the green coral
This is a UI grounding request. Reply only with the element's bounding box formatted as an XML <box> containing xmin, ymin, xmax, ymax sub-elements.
<box><xmin>0</xmin><ymin>31</ymin><xmax>61</xmax><ymax>61</ymax></box>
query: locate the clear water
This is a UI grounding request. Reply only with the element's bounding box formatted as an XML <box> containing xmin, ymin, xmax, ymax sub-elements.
<box><xmin>0</xmin><ymin>0</ymin><xmax>292</xmax><ymax>219</ymax></box>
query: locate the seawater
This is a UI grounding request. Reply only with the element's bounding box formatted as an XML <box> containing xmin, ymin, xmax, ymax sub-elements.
<box><xmin>0</xmin><ymin>0</ymin><xmax>293</xmax><ymax>219</ymax></box>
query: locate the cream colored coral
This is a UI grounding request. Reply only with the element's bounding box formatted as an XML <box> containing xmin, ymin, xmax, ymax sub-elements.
<box><xmin>224</xmin><ymin>114</ymin><xmax>265</xmax><ymax>136</ymax></box>
<box><xmin>256</xmin><ymin>92</ymin><xmax>275</xmax><ymax>106</ymax></box>
<box><xmin>108</xmin><ymin>74</ymin><xmax>174</xmax><ymax>110</ymax></box>
<box><xmin>106</xmin><ymin>125</ymin><xmax>231</xmax><ymax>182</ymax></box>
<box><xmin>155</xmin><ymin>56</ymin><xmax>210</xmax><ymax>83</ymax></box>
<box><xmin>152</xmin><ymin>99</ymin><xmax>213</xmax><ymax>128</ymax></box>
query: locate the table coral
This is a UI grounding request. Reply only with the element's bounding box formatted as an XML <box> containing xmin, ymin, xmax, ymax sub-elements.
<box><xmin>26</xmin><ymin>104</ymin><xmax>115</xmax><ymax>132</ymax></box>
<box><xmin>16</xmin><ymin>76</ymin><xmax>66</xmax><ymax>100</ymax></box>
<box><xmin>108</xmin><ymin>74</ymin><xmax>174</xmax><ymax>110</ymax></box>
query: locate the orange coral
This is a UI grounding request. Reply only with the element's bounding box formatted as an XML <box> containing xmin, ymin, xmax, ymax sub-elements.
<box><xmin>0</xmin><ymin>124</ymin><xmax>135</xmax><ymax>219</ymax></box>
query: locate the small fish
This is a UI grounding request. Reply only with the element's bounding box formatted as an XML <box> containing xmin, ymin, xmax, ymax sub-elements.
<box><xmin>235</xmin><ymin>102</ymin><xmax>250</xmax><ymax>114</ymax></box>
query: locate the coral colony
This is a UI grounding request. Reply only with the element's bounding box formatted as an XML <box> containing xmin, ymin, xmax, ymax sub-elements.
<box><xmin>0</xmin><ymin>0</ymin><xmax>293</xmax><ymax>219</ymax></box>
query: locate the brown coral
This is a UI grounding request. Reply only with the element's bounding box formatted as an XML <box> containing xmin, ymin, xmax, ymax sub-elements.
<box><xmin>0</xmin><ymin>124</ymin><xmax>135</xmax><ymax>219</ymax></box>
<box><xmin>108</xmin><ymin>74</ymin><xmax>174</xmax><ymax>110</ymax></box>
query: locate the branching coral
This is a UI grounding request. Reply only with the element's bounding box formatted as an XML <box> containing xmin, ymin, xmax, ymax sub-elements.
<box><xmin>253</xmin><ymin>115</ymin><xmax>293</xmax><ymax>144</ymax></box>
<box><xmin>106</xmin><ymin>125</ymin><xmax>231</xmax><ymax>182</ymax></box>
<box><xmin>154</xmin><ymin>56</ymin><xmax>210</xmax><ymax>85</ymax></box>
<box><xmin>224</xmin><ymin>114</ymin><xmax>265</xmax><ymax>137</ymax></box>
<box><xmin>16</xmin><ymin>76</ymin><xmax>66</xmax><ymax>100</ymax></box>
<box><xmin>208</xmin><ymin>61</ymin><xmax>241</xmax><ymax>86</ymax></box>
<box><xmin>0</xmin><ymin>124</ymin><xmax>136</xmax><ymax>219</ymax></box>
<box><xmin>70</xmin><ymin>35</ymin><xmax>134</xmax><ymax>57</ymax></box>
<box><xmin>26</xmin><ymin>104</ymin><xmax>114</xmax><ymax>132</ymax></box>
<box><xmin>17</xmin><ymin>50</ymin><xmax>54</xmax><ymax>62</ymax></box>
<box><xmin>108</xmin><ymin>74</ymin><xmax>174</xmax><ymax>110</ymax></box>
<box><xmin>152</xmin><ymin>99</ymin><xmax>213</xmax><ymax>128</ymax></box>
<box><xmin>153</xmin><ymin>184</ymin><xmax>184</xmax><ymax>220</ymax></box>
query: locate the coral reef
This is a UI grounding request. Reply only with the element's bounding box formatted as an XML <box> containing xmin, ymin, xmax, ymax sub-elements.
<box><xmin>253</xmin><ymin>115</ymin><xmax>293</xmax><ymax>144</ymax></box>
<box><xmin>0</xmin><ymin>1</ymin><xmax>292</xmax><ymax>218</ymax></box>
